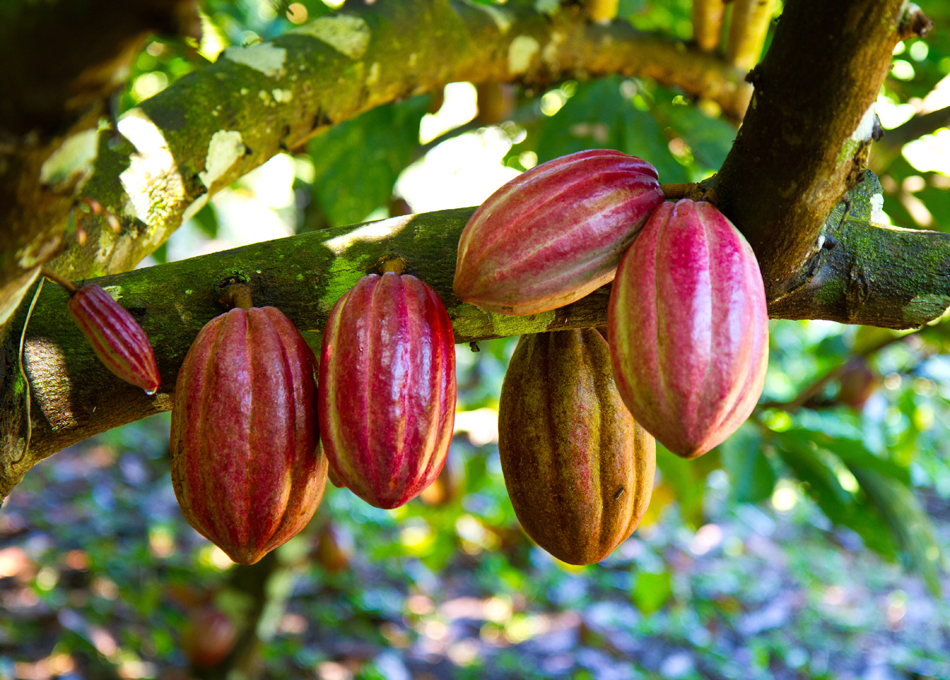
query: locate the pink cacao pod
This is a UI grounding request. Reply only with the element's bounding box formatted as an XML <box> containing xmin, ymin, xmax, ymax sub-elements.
<box><xmin>170</xmin><ymin>306</ymin><xmax>328</xmax><ymax>565</ymax></box>
<box><xmin>454</xmin><ymin>149</ymin><xmax>665</xmax><ymax>315</ymax></box>
<box><xmin>607</xmin><ymin>199</ymin><xmax>769</xmax><ymax>459</ymax></box>
<box><xmin>318</xmin><ymin>273</ymin><xmax>457</xmax><ymax>509</ymax></box>
<box><xmin>499</xmin><ymin>329</ymin><xmax>656</xmax><ymax>565</ymax></box>
<box><xmin>68</xmin><ymin>284</ymin><xmax>161</xmax><ymax>394</ymax></box>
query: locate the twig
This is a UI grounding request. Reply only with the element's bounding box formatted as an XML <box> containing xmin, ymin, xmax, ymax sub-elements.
<box><xmin>13</xmin><ymin>278</ymin><xmax>45</xmax><ymax>464</ymax></box>
<box><xmin>759</xmin><ymin>332</ymin><xmax>908</xmax><ymax>413</ymax></box>
<box><xmin>40</xmin><ymin>266</ymin><xmax>79</xmax><ymax>295</ymax></box>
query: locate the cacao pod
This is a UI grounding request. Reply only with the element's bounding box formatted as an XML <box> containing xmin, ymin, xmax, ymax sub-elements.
<box><xmin>454</xmin><ymin>149</ymin><xmax>664</xmax><ymax>315</ymax></box>
<box><xmin>837</xmin><ymin>357</ymin><xmax>878</xmax><ymax>410</ymax></box>
<box><xmin>608</xmin><ymin>199</ymin><xmax>768</xmax><ymax>458</ymax></box>
<box><xmin>68</xmin><ymin>284</ymin><xmax>160</xmax><ymax>394</ymax></box>
<box><xmin>498</xmin><ymin>329</ymin><xmax>656</xmax><ymax>565</ymax></box>
<box><xmin>170</xmin><ymin>306</ymin><xmax>327</xmax><ymax>565</ymax></box>
<box><xmin>319</xmin><ymin>273</ymin><xmax>457</xmax><ymax>509</ymax></box>
<box><xmin>419</xmin><ymin>447</ymin><xmax>465</xmax><ymax>506</ymax></box>
<box><xmin>181</xmin><ymin>605</ymin><xmax>238</xmax><ymax>668</ymax></box>
<box><xmin>314</xmin><ymin>521</ymin><xmax>354</xmax><ymax>574</ymax></box>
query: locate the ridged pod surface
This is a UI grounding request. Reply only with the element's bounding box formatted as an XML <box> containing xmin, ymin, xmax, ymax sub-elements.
<box><xmin>454</xmin><ymin>149</ymin><xmax>664</xmax><ymax>315</ymax></box>
<box><xmin>608</xmin><ymin>199</ymin><xmax>769</xmax><ymax>458</ymax></box>
<box><xmin>498</xmin><ymin>329</ymin><xmax>656</xmax><ymax>565</ymax></box>
<box><xmin>319</xmin><ymin>273</ymin><xmax>457</xmax><ymax>509</ymax></box>
<box><xmin>68</xmin><ymin>284</ymin><xmax>160</xmax><ymax>394</ymax></box>
<box><xmin>170</xmin><ymin>306</ymin><xmax>327</xmax><ymax>565</ymax></box>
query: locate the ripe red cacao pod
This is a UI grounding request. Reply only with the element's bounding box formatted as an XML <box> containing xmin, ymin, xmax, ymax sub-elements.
<box><xmin>608</xmin><ymin>199</ymin><xmax>769</xmax><ymax>459</ymax></box>
<box><xmin>498</xmin><ymin>329</ymin><xmax>656</xmax><ymax>565</ymax></box>
<box><xmin>68</xmin><ymin>284</ymin><xmax>160</xmax><ymax>394</ymax></box>
<box><xmin>318</xmin><ymin>273</ymin><xmax>457</xmax><ymax>509</ymax></box>
<box><xmin>454</xmin><ymin>149</ymin><xmax>664</xmax><ymax>315</ymax></box>
<box><xmin>170</xmin><ymin>306</ymin><xmax>327</xmax><ymax>565</ymax></box>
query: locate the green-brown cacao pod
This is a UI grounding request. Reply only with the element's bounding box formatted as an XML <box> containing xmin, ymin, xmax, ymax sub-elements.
<box><xmin>498</xmin><ymin>329</ymin><xmax>656</xmax><ymax>565</ymax></box>
<box><xmin>170</xmin><ymin>306</ymin><xmax>328</xmax><ymax>565</ymax></box>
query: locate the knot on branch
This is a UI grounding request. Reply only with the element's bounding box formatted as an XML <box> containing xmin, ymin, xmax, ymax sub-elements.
<box><xmin>899</xmin><ymin>5</ymin><xmax>933</xmax><ymax>40</ymax></box>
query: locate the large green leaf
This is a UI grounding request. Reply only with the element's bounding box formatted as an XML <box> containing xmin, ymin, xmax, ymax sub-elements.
<box><xmin>655</xmin><ymin>444</ymin><xmax>721</xmax><ymax>527</ymax></box>
<box><xmin>848</xmin><ymin>466</ymin><xmax>943</xmax><ymax>596</ymax></box>
<box><xmin>789</xmin><ymin>429</ymin><xmax>911</xmax><ymax>485</ymax></box>
<box><xmin>652</xmin><ymin>90</ymin><xmax>737</xmax><ymax>172</ymax></box>
<box><xmin>774</xmin><ymin>430</ymin><xmax>898</xmax><ymax>558</ymax></box>
<box><xmin>308</xmin><ymin>96</ymin><xmax>429</xmax><ymax>227</ymax></box>
<box><xmin>719</xmin><ymin>424</ymin><xmax>776</xmax><ymax>504</ymax></box>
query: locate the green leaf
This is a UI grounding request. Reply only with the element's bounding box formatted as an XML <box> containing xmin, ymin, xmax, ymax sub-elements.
<box><xmin>535</xmin><ymin>78</ymin><xmax>687</xmax><ymax>183</ymax></box>
<box><xmin>790</xmin><ymin>429</ymin><xmax>911</xmax><ymax>485</ymax></box>
<box><xmin>774</xmin><ymin>430</ymin><xmax>897</xmax><ymax>558</ymax></box>
<box><xmin>655</xmin><ymin>444</ymin><xmax>720</xmax><ymax>527</ymax></box>
<box><xmin>720</xmin><ymin>424</ymin><xmax>775</xmax><ymax>504</ymax></box>
<box><xmin>848</xmin><ymin>466</ymin><xmax>943</xmax><ymax>596</ymax></box>
<box><xmin>631</xmin><ymin>568</ymin><xmax>672</xmax><ymax>614</ymax></box>
<box><xmin>653</xmin><ymin>90</ymin><xmax>737</xmax><ymax>172</ymax></box>
<box><xmin>308</xmin><ymin>96</ymin><xmax>429</xmax><ymax>227</ymax></box>
<box><xmin>188</xmin><ymin>200</ymin><xmax>219</xmax><ymax>240</ymax></box>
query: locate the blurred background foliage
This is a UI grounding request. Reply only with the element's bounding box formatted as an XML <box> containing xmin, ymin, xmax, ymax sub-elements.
<box><xmin>5</xmin><ymin>0</ymin><xmax>950</xmax><ymax>678</ymax></box>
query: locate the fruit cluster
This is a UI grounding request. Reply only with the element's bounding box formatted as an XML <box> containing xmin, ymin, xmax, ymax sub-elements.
<box><xmin>54</xmin><ymin>148</ymin><xmax>768</xmax><ymax>581</ymax></box>
<box><xmin>455</xmin><ymin>149</ymin><xmax>769</xmax><ymax>562</ymax></box>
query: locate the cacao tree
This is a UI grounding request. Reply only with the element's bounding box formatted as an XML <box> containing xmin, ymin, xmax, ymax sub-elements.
<box><xmin>5</xmin><ymin>0</ymin><xmax>950</xmax><ymax>673</ymax></box>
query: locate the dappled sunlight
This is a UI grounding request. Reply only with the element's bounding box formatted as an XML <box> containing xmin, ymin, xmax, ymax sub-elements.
<box><xmin>322</xmin><ymin>215</ymin><xmax>413</xmax><ymax>255</ymax></box>
<box><xmin>397</xmin><ymin>128</ymin><xmax>520</xmax><ymax>213</ymax></box>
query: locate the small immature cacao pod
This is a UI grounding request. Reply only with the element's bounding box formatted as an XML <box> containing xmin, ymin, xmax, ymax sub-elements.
<box><xmin>498</xmin><ymin>329</ymin><xmax>656</xmax><ymax>565</ymax></box>
<box><xmin>170</xmin><ymin>306</ymin><xmax>327</xmax><ymax>565</ymax></box>
<box><xmin>608</xmin><ymin>199</ymin><xmax>769</xmax><ymax>458</ymax></box>
<box><xmin>68</xmin><ymin>284</ymin><xmax>160</xmax><ymax>394</ymax></box>
<box><xmin>454</xmin><ymin>149</ymin><xmax>664</xmax><ymax>315</ymax></box>
<box><xmin>319</xmin><ymin>273</ymin><xmax>457</xmax><ymax>509</ymax></box>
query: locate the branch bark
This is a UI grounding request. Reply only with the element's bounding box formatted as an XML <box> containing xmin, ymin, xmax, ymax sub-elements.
<box><xmin>0</xmin><ymin>0</ymin><xmax>200</xmax><ymax>328</ymax></box>
<box><xmin>5</xmin><ymin>194</ymin><xmax>950</xmax><ymax>501</ymax></box>
<box><xmin>1</xmin><ymin>0</ymin><xmax>753</xmax><ymax>333</ymax></box>
<box><xmin>709</xmin><ymin>0</ymin><xmax>931</xmax><ymax>303</ymax></box>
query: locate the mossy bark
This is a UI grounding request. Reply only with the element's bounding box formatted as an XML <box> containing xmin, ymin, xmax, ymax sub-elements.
<box><xmin>8</xmin><ymin>0</ymin><xmax>753</xmax><ymax>330</ymax></box>
<box><xmin>5</xmin><ymin>196</ymin><xmax>950</xmax><ymax>501</ymax></box>
<box><xmin>708</xmin><ymin>0</ymin><xmax>932</xmax><ymax>302</ymax></box>
<box><xmin>0</xmin><ymin>0</ymin><xmax>200</xmax><ymax>328</ymax></box>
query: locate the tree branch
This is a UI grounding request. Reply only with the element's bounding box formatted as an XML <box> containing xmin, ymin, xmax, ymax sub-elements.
<box><xmin>0</xmin><ymin>0</ymin><xmax>754</xmax><ymax>335</ymax></box>
<box><xmin>709</xmin><ymin>0</ymin><xmax>930</xmax><ymax>303</ymax></box>
<box><xmin>872</xmin><ymin>103</ymin><xmax>950</xmax><ymax>172</ymax></box>
<box><xmin>6</xmin><ymin>193</ymin><xmax>950</xmax><ymax>501</ymax></box>
<box><xmin>0</xmin><ymin>0</ymin><xmax>200</xmax><ymax>328</ymax></box>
